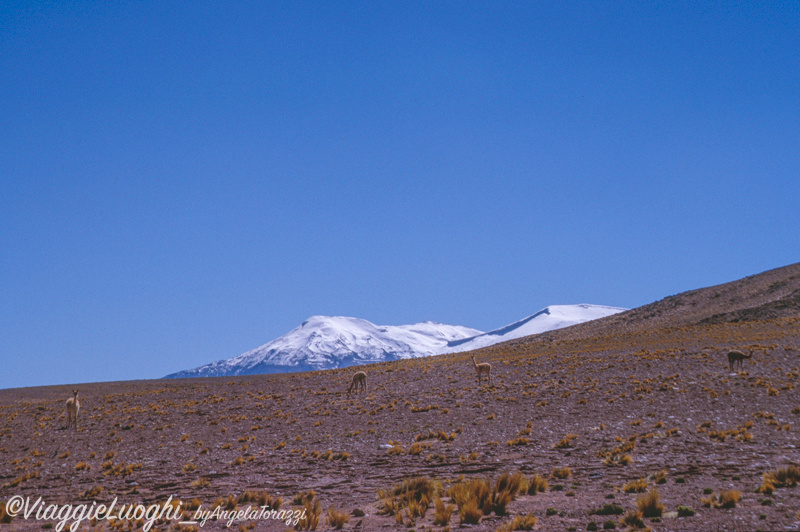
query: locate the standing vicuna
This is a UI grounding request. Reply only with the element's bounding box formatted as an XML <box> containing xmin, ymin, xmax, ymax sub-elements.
<box><xmin>347</xmin><ymin>371</ymin><xmax>367</xmax><ymax>394</ymax></box>
<box><xmin>728</xmin><ymin>349</ymin><xmax>753</xmax><ymax>372</ymax></box>
<box><xmin>66</xmin><ymin>389</ymin><xmax>80</xmax><ymax>429</ymax></box>
<box><xmin>471</xmin><ymin>355</ymin><xmax>492</xmax><ymax>385</ymax></box>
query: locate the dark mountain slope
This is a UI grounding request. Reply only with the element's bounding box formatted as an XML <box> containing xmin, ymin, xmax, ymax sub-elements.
<box><xmin>491</xmin><ymin>261</ymin><xmax>800</xmax><ymax>349</ymax></box>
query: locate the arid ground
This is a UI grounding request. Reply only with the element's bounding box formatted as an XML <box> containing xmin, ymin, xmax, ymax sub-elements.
<box><xmin>2</xmin><ymin>264</ymin><xmax>800</xmax><ymax>531</ymax></box>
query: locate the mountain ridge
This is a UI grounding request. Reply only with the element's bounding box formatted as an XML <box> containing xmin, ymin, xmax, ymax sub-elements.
<box><xmin>489</xmin><ymin>262</ymin><xmax>800</xmax><ymax>353</ymax></box>
<box><xmin>165</xmin><ymin>304</ymin><xmax>624</xmax><ymax>379</ymax></box>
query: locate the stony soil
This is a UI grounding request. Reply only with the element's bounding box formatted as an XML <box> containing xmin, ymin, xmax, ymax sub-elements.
<box><xmin>1</xmin><ymin>317</ymin><xmax>799</xmax><ymax>531</ymax></box>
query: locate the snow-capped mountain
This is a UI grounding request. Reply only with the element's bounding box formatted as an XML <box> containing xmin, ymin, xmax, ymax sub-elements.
<box><xmin>442</xmin><ymin>304</ymin><xmax>626</xmax><ymax>353</ymax></box>
<box><xmin>165</xmin><ymin>316</ymin><xmax>483</xmax><ymax>378</ymax></box>
<box><xmin>165</xmin><ymin>304</ymin><xmax>625</xmax><ymax>379</ymax></box>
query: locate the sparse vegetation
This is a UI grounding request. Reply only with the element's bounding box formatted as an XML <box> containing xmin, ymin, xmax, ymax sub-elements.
<box><xmin>325</xmin><ymin>508</ymin><xmax>349</xmax><ymax>529</ymax></box>
<box><xmin>447</xmin><ymin>472</ymin><xmax>526</xmax><ymax>523</ymax></box>
<box><xmin>2</xmin><ymin>270</ymin><xmax>800</xmax><ymax>530</ymax></box>
<box><xmin>592</xmin><ymin>503</ymin><xmax>624</xmax><ymax>516</ymax></box>
<box><xmin>703</xmin><ymin>489</ymin><xmax>742</xmax><ymax>509</ymax></box>
<box><xmin>759</xmin><ymin>465</ymin><xmax>800</xmax><ymax>493</ymax></box>
<box><xmin>294</xmin><ymin>492</ymin><xmax>321</xmax><ymax>531</ymax></box>
<box><xmin>433</xmin><ymin>497</ymin><xmax>455</xmax><ymax>526</ymax></box>
<box><xmin>496</xmin><ymin>514</ymin><xmax>538</xmax><ymax>531</ymax></box>
<box><xmin>551</xmin><ymin>467</ymin><xmax>571</xmax><ymax>479</ymax></box>
<box><xmin>527</xmin><ymin>473</ymin><xmax>549</xmax><ymax>494</ymax></box>
<box><xmin>623</xmin><ymin>478</ymin><xmax>648</xmax><ymax>493</ymax></box>
<box><xmin>637</xmin><ymin>488</ymin><xmax>664</xmax><ymax>517</ymax></box>
<box><xmin>378</xmin><ymin>477</ymin><xmax>441</xmax><ymax>525</ymax></box>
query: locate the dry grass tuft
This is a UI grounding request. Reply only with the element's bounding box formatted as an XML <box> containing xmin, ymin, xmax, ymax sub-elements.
<box><xmin>295</xmin><ymin>493</ymin><xmax>321</xmax><ymax>531</ymax></box>
<box><xmin>760</xmin><ymin>465</ymin><xmax>800</xmax><ymax>492</ymax></box>
<box><xmin>433</xmin><ymin>497</ymin><xmax>455</xmax><ymax>526</ymax></box>
<box><xmin>551</xmin><ymin>467</ymin><xmax>572</xmax><ymax>479</ymax></box>
<box><xmin>554</xmin><ymin>433</ymin><xmax>578</xmax><ymax>449</ymax></box>
<box><xmin>620</xmin><ymin>509</ymin><xmax>647</xmax><ymax>529</ymax></box>
<box><xmin>718</xmin><ymin>490</ymin><xmax>741</xmax><ymax>509</ymax></box>
<box><xmin>636</xmin><ymin>488</ymin><xmax>664</xmax><ymax>517</ymax></box>
<box><xmin>238</xmin><ymin>490</ymin><xmax>282</xmax><ymax>510</ymax></box>
<box><xmin>378</xmin><ymin>476</ymin><xmax>441</xmax><ymax>524</ymax></box>
<box><xmin>527</xmin><ymin>474</ymin><xmax>548</xmax><ymax>494</ymax></box>
<box><xmin>0</xmin><ymin>501</ymin><xmax>13</xmax><ymax>524</ymax></box>
<box><xmin>623</xmin><ymin>478</ymin><xmax>648</xmax><ymax>493</ymax></box>
<box><xmin>325</xmin><ymin>508</ymin><xmax>349</xmax><ymax>529</ymax></box>
<box><xmin>448</xmin><ymin>472</ymin><xmax>526</xmax><ymax>522</ymax></box>
<box><xmin>496</xmin><ymin>514</ymin><xmax>538</xmax><ymax>531</ymax></box>
<box><xmin>79</xmin><ymin>485</ymin><xmax>103</xmax><ymax>499</ymax></box>
<box><xmin>702</xmin><ymin>489</ymin><xmax>741</xmax><ymax>509</ymax></box>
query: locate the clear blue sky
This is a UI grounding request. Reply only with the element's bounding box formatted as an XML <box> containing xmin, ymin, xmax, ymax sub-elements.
<box><xmin>2</xmin><ymin>2</ymin><xmax>798</xmax><ymax>390</ymax></box>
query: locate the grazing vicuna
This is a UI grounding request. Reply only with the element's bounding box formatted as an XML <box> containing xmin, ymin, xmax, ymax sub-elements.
<box><xmin>471</xmin><ymin>355</ymin><xmax>491</xmax><ymax>385</ymax></box>
<box><xmin>347</xmin><ymin>371</ymin><xmax>367</xmax><ymax>394</ymax></box>
<box><xmin>728</xmin><ymin>349</ymin><xmax>753</xmax><ymax>372</ymax></box>
<box><xmin>66</xmin><ymin>389</ymin><xmax>80</xmax><ymax>429</ymax></box>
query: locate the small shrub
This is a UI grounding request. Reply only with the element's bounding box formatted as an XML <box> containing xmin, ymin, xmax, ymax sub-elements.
<box><xmin>496</xmin><ymin>514</ymin><xmax>538</xmax><ymax>531</ymax></box>
<box><xmin>292</xmin><ymin>490</ymin><xmax>316</xmax><ymax>506</ymax></box>
<box><xmin>408</xmin><ymin>442</ymin><xmax>425</xmax><ymax>455</ymax></box>
<box><xmin>552</xmin><ymin>467</ymin><xmax>571</xmax><ymax>479</ymax></box>
<box><xmin>378</xmin><ymin>476</ymin><xmax>441</xmax><ymax>522</ymax></box>
<box><xmin>652</xmin><ymin>469</ymin><xmax>667</xmax><ymax>484</ymax></box>
<box><xmin>459</xmin><ymin>498</ymin><xmax>482</xmax><ymax>524</ymax></box>
<box><xmin>527</xmin><ymin>474</ymin><xmax>548</xmax><ymax>494</ymax></box>
<box><xmin>190</xmin><ymin>477</ymin><xmax>210</xmax><ymax>489</ymax></box>
<box><xmin>592</xmin><ymin>503</ymin><xmax>624</xmax><ymax>516</ymax></box>
<box><xmin>620</xmin><ymin>509</ymin><xmax>645</xmax><ymax>529</ymax></box>
<box><xmin>554</xmin><ymin>433</ymin><xmax>578</xmax><ymax>449</ymax></box>
<box><xmin>325</xmin><ymin>508</ymin><xmax>349</xmax><ymax>530</ymax></box>
<box><xmin>637</xmin><ymin>488</ymin><xmax>664</xmax><ymax>518</ymax></box>
<box><xmin>80</xmin><ymin>485</ymin><xmax>103</xmax><ymax>498</ymax></box>
<box><xmin>718</xmin><ymin>490</ymin><xmax>741</xmax><ymax>509</ymax></box>
<box><xmin>701</xmin><ymin>494</ymin><xmax>717</xmax><ymax>508</ymax></box>
<box><xmin>1</xmin><ymin>501</ymin><xmax>14</xmax><ymax>524</ymax></box>
<box><xmin>433</xmin><ymin>498</ymin><xmax>454</xmax><ymax>526</ymax></box>
<box><xmin>761</xmin><ymin>465</ymin><xmax>800</xmax><ymax>490</ymax></box>
<box><xmin>386</xmin><ymin>443</ymin><xmax>404</xmax><ymax>455</ymax></box>
<box><xmin>296</xmin><ymin>494</ymin><xmax>321</xmax><ymax>530</ymax></box>
<box><xmin>623</xmin><ymin>479</ymin><xmax>648</xmax><ymax>493</ymax></box>
<box><xmin>676</xmin><ymin>505</ymin><xmax>695</xmax><ymax>517</ymax></box>
<box><xmin>757</xmin><ymin>478</ymin><xmax>775</xmax><ymax>495</ymax></box>
<box><xmin>213</xmin><ymin>495</ymin><xmax>236</xmax><ymax>511</ymax></box>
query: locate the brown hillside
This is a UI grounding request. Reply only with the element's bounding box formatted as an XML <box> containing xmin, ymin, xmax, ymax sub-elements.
<box><xmin>500</xmin><ymin>262</ymin><xmax>800</xmax><ymax>350</ymax></box>
<box><xmin>0</xmin><ymin>263</ymin><xmax>799</xmax><ymax>531</ymax></box>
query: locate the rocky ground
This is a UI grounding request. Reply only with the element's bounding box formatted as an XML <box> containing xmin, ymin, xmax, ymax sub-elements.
<box><xmin>1</xmin><ymin>317</ymin><xmax>799</xmax><ymax>531</ymax></box>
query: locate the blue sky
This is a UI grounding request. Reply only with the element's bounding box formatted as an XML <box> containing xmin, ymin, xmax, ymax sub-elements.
<box><xmin>2</xmin><ymin>2</ymin><xmax>798</xmax><ymax>390</ymax></box>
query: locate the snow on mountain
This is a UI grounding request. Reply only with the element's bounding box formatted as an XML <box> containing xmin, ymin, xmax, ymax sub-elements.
<box><xmin>165</xmin><ymin>316</ymin><xmax>483</xmax><ymax>379</ymax></box>
<box><xmin>165</xmin><ymin>305</ymin><xmax>626</xmax><ymax>379</ymax></box>
<box><xmin>442</xmin><ymin>304</ymin><xmax>626</xmax><ymax>353</ymax></box>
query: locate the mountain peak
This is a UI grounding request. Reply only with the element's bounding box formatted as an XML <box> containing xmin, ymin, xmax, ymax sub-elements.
<box><xmin>165</xmin><ymin>304</ymin><xmax>625</xmax><ymax>379</ymax></box>
<box><xmin>443</xmin><ymin>304</ymin><xmax>626</xmax><ymax>352</ymax></box>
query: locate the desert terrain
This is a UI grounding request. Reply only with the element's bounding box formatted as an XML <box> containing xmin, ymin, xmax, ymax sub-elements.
<box><xmin>2</xmin><ymin>263</ymin><xmax>800</xmax><ymax>531</ymax></box>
